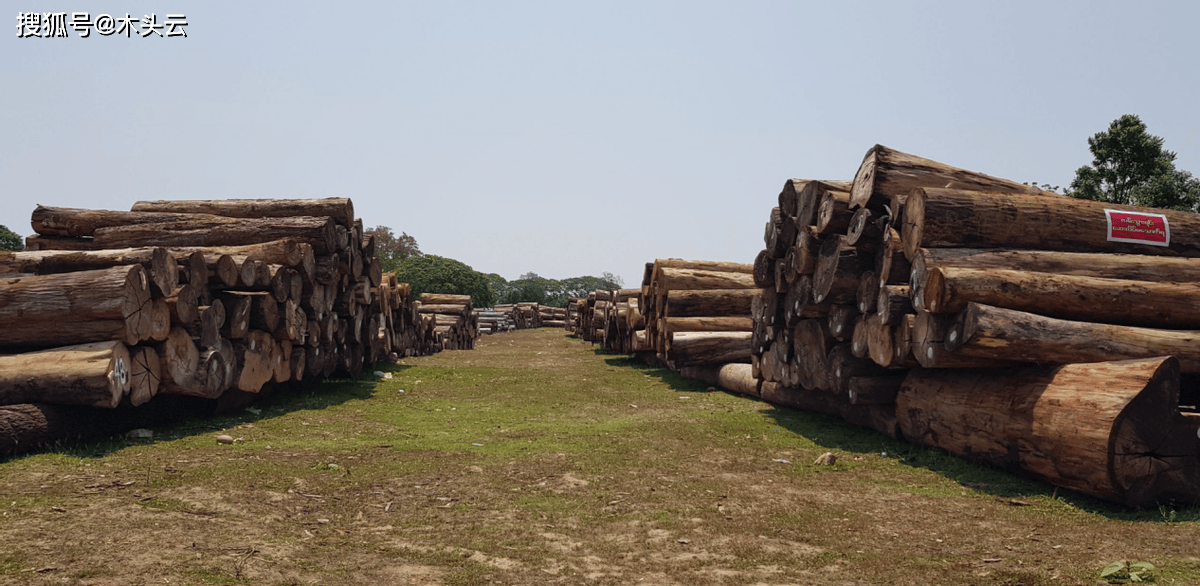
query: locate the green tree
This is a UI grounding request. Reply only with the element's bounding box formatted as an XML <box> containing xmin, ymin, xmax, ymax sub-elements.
<box><xmin>0</xmin><ymin>225</ymin><xmax>22</xmax><ymax>251</ymax></box>
<box><xmin>364</xmin><ymin>226</ymin><xmax>421</xmax><ymax>271</ymax></box>
<box><xmin>394</xmin><ymin>254</ymin><xmax>494</xmax><ymax>308</ymax></box>
<box><xmin>1067</xmin><ymin>114</ymin><xmax>1200</xmax><ymax>211</ymax></box>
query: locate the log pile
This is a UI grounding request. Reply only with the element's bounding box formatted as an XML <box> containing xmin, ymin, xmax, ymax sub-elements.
<box><xmin>539</xmin><ymin>305</ymin><xmax>567</xmax><ymax>329</ymax></box>
<box><xmin>2</xmin><ymin>198</ymin><xmax>457</xmax><ymax>456</ymax></box>
<box><xmin>722</xmin><ymin>145</ymin><xmax>1200</xmax><ymax>506</ymax></box>
<box><xmin>416</xmin><ymin>293</ymin><xmax>479</xmax><ymax>350</ymax></box>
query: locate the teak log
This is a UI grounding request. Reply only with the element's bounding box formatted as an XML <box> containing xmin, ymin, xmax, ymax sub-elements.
<box><xmin>679</xmin><ymin>363</ymin><xmax>760</xmax><ymax>397</ymax></box>
<box><xmin>914</xmin><ymin>310</ymin><xmax>1019</xmax><ymax>369</ymax></box>
<box><xmin>815</xmin><ymin>190</ymin><xmax>854</xmax><ymax>235</ymax></box>
<box><xmin>0</xmin><ymin>342</ymin><xmax>132</xmax><ymax>408</ymax></box>
<box><xmin>655</xmin><ymin>267</ymin><xmax>757</xmax><ymax>292</ymax></box>
<box><xmin>796</xmin><ymin>180</ymin><xmax>854</xmax><ymax>228</ymax></box>
<box><xmin>662</xmin><ymin>317</ymin><xmax>753</xmax><ymax>333</ymax></box>
<box><xmin>813</xmin><ymin>236</ymin><xmax>871</xmax><ymax>305</ymax></box>
<box><xmin>902</xmin><ymin>187</ymin><xmax>1200</xmax><ymax>260</ymax></box>
<box><xmin>666</xmin><ymin>332</ymin><xmax>752</xmax><ymax>367</ymax></box>
<box><xmin>664</xmin><ymin>289</ymin><xmax>757</xmax><ymax>318</ymax></box>
<box><xmin>94</xmin><ymin>216</ymin><xmax>341</xmax><ymax>256</ymax></box>
<box><xmin>652</xmin><ymin>258</ymin><xmax>755</xmax><ymax>275</ymax></box>
<box><xmin>850</xmin><ymin>144</ymin><xmax>1045</xmax><ymax>210</ymax></box>
<box><xmin>128</xmin><ymin>346</ymin><xmax>161</xmax><ymax>407</ymax></box>
<box><xmin>166</xmin><ymin>239</ymin><xmax>316</xmax><ymax>282</ymax></box>
<box><xmin>847</xmin><ymin>375</ymin><xmax>906</xmax><ymax>405</ymax></box>
<box><xmin>30</xmin><ymin>206</ymin><xmax>232</xmax><ymax>238</ymax></box>
<box><xmin>132</xmin><ymin>197</ymin><xmax>355</xmax><ymax>229</ymax></box>
<box><xmin>0</xmin><ymin>265</ymin><xmax>153</xmax><ymax>349</ymax></box>
<box><xmin>897</xmin><ymin>357</ymin><xmax>1200</xmax><ymax>507</ymax></box>
<box><xmin>0</xmin><ymin>246</ymin><xmax>178</xmax><ymax>297</ymax></box>
<box><xmin>947</xmin><ymin>302</ymin><xmax>1200</xmax><ymax>373</ymax></box>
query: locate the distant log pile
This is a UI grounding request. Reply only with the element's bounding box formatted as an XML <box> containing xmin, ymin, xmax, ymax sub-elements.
<box><xmin>692</xmin><ymin>145</ymin><xmax>1200</xmax><ymax>506</ymax></box>
<box><xmin>416</xmin><ymin>294</ymin><xmax>479</xmax><ymax>350</ymax></box>
<box><xmin>2</xmin><ymin>198</ymin><xmax>462</xmax><ymax>456</ymax></box>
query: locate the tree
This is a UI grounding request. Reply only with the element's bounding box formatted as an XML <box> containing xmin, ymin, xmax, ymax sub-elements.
<box><xmin>1067</xmin><ymin>114</ymin><xmax>1200</xmax><ymax>212</ymax></box>
<box><xmin>364</xmin><ymin>226</ymin><xmax>421</xmax><ymax>271</ymax></box>
<box><xmin>393</xmin><ymin>254</ymin><xmax>494</xmax><ymax>308</ymax></box>
<box><xmin>0</xmin><ymin>225</ymin><xmax>22</xmax><ymax>251</ymax></box>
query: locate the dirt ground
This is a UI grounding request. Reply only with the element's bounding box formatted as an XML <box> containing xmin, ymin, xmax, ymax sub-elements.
<box><xmin>1</xmin><ymin>328</ymin><xmax>1198</xmax><ymax>585</ymax></box>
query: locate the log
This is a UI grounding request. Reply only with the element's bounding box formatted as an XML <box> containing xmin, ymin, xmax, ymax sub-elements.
<box><xmin>131</xmin><ymin>197</ymin><xmax>355</xmax><ymax>229</ymax></box>
<box><xmin>856</xmin><ymin>270</ymin><xmax>880</xmax><ymax>314</ymax></box>
<box><xmin>828</xmin><ymin>305</ymin><xmax>857</xmax><ymax>341</ymax></box>
<box><xmin>653</xmin><ymin>258</ymin><xmax>754</xmax><ymax>274</ymax></box>
<box><xmin>759</xmin><ymin>382</ymin><xmax>897</xmax><ymax>437</ymax></box>
<box><xmin>30</xmin><ymin>206</ymin><xmax>232</xmax><ymax>237</ymax></box>
<box><xmin>793</xmin><ymin>227</ymin><xmax>822</xmax><ymax>276</ymax></box>
<box><xmin>680</xmin><ymin>363</ymin><xmax>761</xmax><ymax>397</ymax></box>
<box><xmin>166</xmin><ymin>239</ymin><xmax>316</xmax><ymax>282</ymax></box>
<box><xmin>846</xmin><ymin>208</ymin><xmax>885</xmax><ymax>252</ymax></box>
<box><xmin>896</xmin><ymin>357</ymin><xmax>1200</xmax><ymax>507</ymax></box>
<box><xmin>847</xmin><ymin>375</ymin><xmax>906</xmax><ymax>405</ymax></box>
<box><xmin>0</xmin><ymin>246</ymin><xmax>178</xmax><ymax>297</ymax></box>
<box><xmin>902</xmin><ymin>187</ymin><xmax>1200</xmax><ymax>260</ymax></box>
<box><xmin>828</xmin><ymin>344</ymin><xmax>891</xmax><ymax>393</ymax></box>
<box><xmin>0</xmin><ymin>342</ymin><xmax>131</xmax><ymax>408</ymax></box>
<box><xmin>420</xmin><ymin>293</ymin><xmax>474</xmax><ymax>306</ymax></box>
<box><xmin>851</xmin><ymin>144</ymin><xmax>1045</xmax><ymax>211</ymax></box>
<box><xmin>813</xmin><ymin>236</ymin><xmax>871</xmax><ymax>305</ymax></box>
<box><xmin>875</xmin><ymin>285</ymin><xmax>911</xmax><ymax>326</ymax></box>
<box><xmin>666</xmin><ymin>332</ymin><xmax>752</xmax><ymax>367</ymax></box>
<box><xmin>918</xmin><ymin>266</ymin><xmax>1200</xmax><ymax>329</ymax></box>
<box><xmin>233</xmin><ymin>330</ymin><xmax>277</xmax><ymax>392</ymax></box>
<box><xmin>796</xmin><ymin>180</ymin><xmax>854</xmax><ymax>228</ymax></box>
<box><xmin>164</xmin><ymin>284</ymin><xmax>201</xmax><ymax>326</ymax></box>
<box><xmin>0</xmin><ymin>265</ymin><xmax>153</xmax><ymax>349</ymax></box>
<box><xmin>874</xmin><ymin>227</ymin><xmax>910</xmax><ymax>286</ymax></box>
<box><xmin>662</xmin><ymin>317</ymin><xmax>753</xmax><ymax>333</ymax></box>
<box><xmin>914</xmin><ymin>310</ymin><xmax>1019</xmax><ymax>369</ymax></box>
<box><xmin>94</xmin><ymin>216</ymin><xmax>341</xmax><ymax>255</ymax></box>
<box><xmin>793</xmin><ymin>319</ymin><xmax>834</xmax><ymax>391</ymax></box>
<box><xmin>752</xmin><ymin>249</ymin><xmax>775</xmax><ymax>289</ymax></box>
<box><xmin>655</xmin><ymin>267</ymin><xmax>757</xmax><ymax>292</ymax></box>
<box><xmin>815</xmin><ymin>189</ymin><xmax>854</xmax><ymax>235</ymax></box>
<box><xmin>154</xmin><ymin>327</ymin><xmax>199</xmax><ymax>391</ymax></box>
<box><xmin>664</xmin><ymin>289</ymin><xmax>758</xmax><ymax>318</ymax></box>
<box><xmin>216</xmin><ymin>293</ymin><xmax>252</xmax><ymax>340</ymax></box>
<box><xmin>128</xmin><ymin>346</ymin><xmax>161</xmax><ymax>407</ymax></box>
<box><xmin>947</xmin><ymin>302</ymin><xmax>1200</xmax><ymax>373</ymax></box>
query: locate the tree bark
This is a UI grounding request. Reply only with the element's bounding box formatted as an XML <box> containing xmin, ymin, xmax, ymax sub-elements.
<box><xmin>813</xmin><ymin>236</ymin><xmax>871</xmax><ymax>305</ymax></box>
<box><xmin>797</xmin><ymin>180</ymin><xmax>854</xmax><ymax>229</ymax></box>
<box><xmin>655</xmin><ymin>267</ymin><xmax>757</xmax><ymax>292</ymax></box>
<box><xmin>666</xmin><ymin>332</ymin><xmax>752</xmax><ymax>367</ymax></box>
<box><xmin>662</xmin><ymin>316</ymin><xmax>753</xmax><ymax>333</ymax></box>
<box><xmin>0</xmin><ymin>246</ymin><xmax>178</xmax><ymax>297</ymax></box>
<box><xmin>664</xmin><ymin>289</ymin><xmax>757</xmax><ymax>318</ymax></box>
<box><xmin>896</xmin><ymin>357</ymin><xmax>1200</xmax><ymax>507</ymax></box>
<box><xmin>681</xmin><ymin>363</ymin><xmax>761</xmax><ymax>397</ymax></box>
<box><xmin>816</xmin><ymin>189</ymin><xmax>854</xmax><ymax>235</ymax></box>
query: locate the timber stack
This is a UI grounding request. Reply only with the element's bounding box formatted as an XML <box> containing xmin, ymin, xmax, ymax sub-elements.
<box><xmin>2</xmin><ymin>198</ymin><xmax>459</xmax><ymax>456</ymax></box>
<box><xmin>416</xmin><ymin>293</ymin><xmax>479</xmax><ymax>350</ymax></box>
<box><xmin>723</xmin><ymin>144</ymin><xmax>1200</xmax><ymax>506</ymax></box>
<box><xmin>539</xmin><ymin>305</ymin><xmax>567</xmax><ymax>329</ymax></box>
<box><xmin>636</xmin><ymin>259</ymin><xmax>756</xmax><ymax>369</ymax></box>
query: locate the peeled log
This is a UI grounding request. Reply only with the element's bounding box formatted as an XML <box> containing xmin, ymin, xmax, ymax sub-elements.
<box><xmin>902</xmin><ymin>187</ymin><xmax>1200</xmax><ymax>260</ymax></box>
<box><xmin>0</xmin><ymin>342</ymin><xmax>131</xmax><ymax>408</ymax></box>
<box><xmin>948</xmin><ymin>302</ymin><xmax>1200</xmax><ymax>373</ymax></box>
<box><xmin>0</xmin><ymin>265</ymin><xmax>152</xmax><ymax>349</ymax></box>
<box><xmin>132</xmin><ymin>197</ymin><xmax>355</xmax><ymax>229</ymax></box>
<box><xmin>679</xmin><ymin>363</ymin><xmax>760</xmax><ymax>397</ymax></box>
<box><xmin>896</xmin><ymin>357</ymin><xmax>1200</xmax><ymax>507</ymax></box>
<box><xmin>851</xmin><ymin>144</ymin><xmax>1045</xmax><ymax>211</ymax></box>
<box><xmin>94</xmin><ymin>216</ymin><xmax>341</xmax><ymax>256</ymax></box>
<box><xmin>666</xmin><ymin>332</ymin><xmax>752</xmax><ymax>367</ymax></box>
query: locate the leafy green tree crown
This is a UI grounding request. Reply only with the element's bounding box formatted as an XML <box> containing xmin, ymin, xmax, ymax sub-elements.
<box><xmin>394</xmin><ymin>254</ymin><xmax>494</xmax><ymax>308</ymax></box>
<box><xmin>1067</xmin><ymin>114</ymin><xmax>1200</xmax><ymax>211</ymax></box>
<box><xmin>0</xmin><ymin>225</ymin><xmax>22</xmax><ymax>251</ymax></box>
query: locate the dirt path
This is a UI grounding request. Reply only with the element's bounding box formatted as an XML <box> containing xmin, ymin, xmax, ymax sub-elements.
<box><xmin>1</xmin><ymin>329</ymin><xmax>1198</xmax><ymax>585</ymax></box>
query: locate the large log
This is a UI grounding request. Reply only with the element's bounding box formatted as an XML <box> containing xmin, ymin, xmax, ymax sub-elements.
<box><xmin>166</xmin><ymin>239</ymin><xmax>316</xmax><ymax>282</ymax></box>
<box><xmin>813</xmin><ymin>236</ymin><xmax>871</xmax><ymax>305</ymax></box>
<box><xmin>902</xmin><ymin>187</ymin><xmax>1200</xmax><ymax>260</ymax></box>
<box><xmin>664</xmin><ymin>289</ymin><xmax>757</xmax><ymax>318</ymax></box>
<box><xmin>662</xmin><ymin>317</ymin><xmax>753</xmax><ymax>333</ymax></box>
<box><xmin>93</xmin><ymin>216</ymin><xmax>341</xmax><ymax>255</ymax></box>
<box><xmin>897</xmin><ymin>357</ymin><xmax>1200</xmax><ymax>507</ymax></box>
<box><xmin>917</xmin><ymin>266</ymin><xmax>1200</xmax><ymax>328</ymax></box>
<box><xmin>0</xmin><ymin>342</ymin><xmax>131</xmax><ymax>408</ymax></box>
<box><xmin>796</xmin><ymin>180</ymin><xmax>855</xmax><ymax>229</ymax></box>
<box><xmin>653</xmin><ymin>258</ymin><xmax>755</xmax><ymax>274</ymax></box>
<box><xmin>0</xmin><ymin>247</ymin><xmax>178</xmax><ymax>297</ymax></box>
<box><xmin>131</xmin><ymin>197</ymin><xmax>355</xmax><ymax>228</ymax></box>
<box><xmin>666</xmin><ymin>332</ymin><xmax>752</xmax><ymax>367</ymax></box>
<box><xmin>128</xmin><ymin>346</ymin><xmax>161</xmax><ymax>407</ymax></box>
<box><xmin>30</xmin><ymin>206</ymin><xmax>233</xmax><ymax>237</ymax></box>
<box><xmin>947</xmin><ymin>302</ymin><xmax>1200</xmax><ymax>372</ymax></box>
<box><xmin>851</xmin><ymin>144</ymin><xmax>1045</xmax><ymax>211</ymax></box>
<box><xmin>0</xmin><ymin>265</ymin><xmax>153</xmax><ymax>349</ymax></box>
<box><xmin>680</xmin><ymin>363</ymin><xmax>761</xmax><ymax>397</ymax></box>
<box><xmin>655</xmin><ymin>267</ymin><xmax>757</xmax><ymax>292</ymax></box>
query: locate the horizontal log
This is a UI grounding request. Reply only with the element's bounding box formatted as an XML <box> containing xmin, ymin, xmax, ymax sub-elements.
<box><xmin>666</xmin><ymin>332</ymin><xmax>752</xmax><ymax>367</ymax></box>
<box><xmin>851</xmin><ymin>144</ymin><xmax>1045</xmax><ymax>211</ymax></box>
<box><xmin>0</xmin><ymin>265</ymin><xmax>153</xmax><ymax>349</ymax></box>
<box><xmin>131</xmin><ymin>197</ymin><xmax>355</xmax><ymax>228</ymax></box>
<box><xmin>663</xmin><ymin>316</ymin><xmax>753</xmax><ymax>333</ymax></box>
<box><xmin>0</xmin><ymin>342</ymin><xmax>131</xmax><ymax>408</ymax></box>
<box><xmin>897</xmin><ymin>357</ymin><xmax>1200</xmax><ymax>507</ymax></box>
<box><xmin>94</xmin><ymin>216</ymin><xmax>341</xmax><ymax>256</ymax></box>
<box><xmin>664</xmin><ymin>288</ymin><xmax>757</xmax><ymax>318</ymax></box>
<box><xmin>679</xmin><ymin>363</ymin><xmax>760</xmax><ymax>397</ymax></box>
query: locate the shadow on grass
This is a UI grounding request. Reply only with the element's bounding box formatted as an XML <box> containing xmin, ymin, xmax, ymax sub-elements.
<box><xmin>0</xmin><ymin>363</ymin><xmax>414</xmax><ymax>464</ymax></box>
<box><xmin>600</xmin><ymin>352</ymin><xmax>1200</xmax><ymax>523</ymax></box>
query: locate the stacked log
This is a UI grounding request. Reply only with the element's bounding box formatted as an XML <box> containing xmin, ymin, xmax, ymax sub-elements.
<box><xmin>3</xmin><ymin>199</ymin><xmax>447</xmax><ymax>455</ymax></box>
<box><xmin>636</xmin><ymin>259</ymin><xmax>756</xmax><ymax>369</ymax></box>
<box><xmin>718</xmin><ymin>145</ymin><xmax>1200</xmax><ymax>506</ymax></box>
<box><xmin>565</xmin><ymin>298</ymin><xmax>580</xmax><ymax>334</ymax></box>
<box><xmin>417</xmin><ymin>294</ymin><xmax>478</xmax><ymax>350</ymax></box>
<box><xmin>539</xmin><ymin>305</ymin><xmax>567</xmax><ymax>329</ymax></box>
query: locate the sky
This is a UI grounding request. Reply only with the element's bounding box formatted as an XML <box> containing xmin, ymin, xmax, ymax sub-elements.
<box><xmin>4</xmin><ymin>1</ymin><xmax>1199</xmax><ymax>288</ymax></box>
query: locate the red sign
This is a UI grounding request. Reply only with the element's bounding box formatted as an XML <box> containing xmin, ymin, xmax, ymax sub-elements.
<box><xmin>1105</xmin><ymin>209</ymin><xmax>1170</xmax><ymax>247</ymax></box>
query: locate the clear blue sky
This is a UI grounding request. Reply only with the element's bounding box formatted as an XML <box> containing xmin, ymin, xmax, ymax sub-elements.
<box><xmin>4</xmin><ymin>1</ymin><xmax>1198</xmax><ymax>287</ymax></box>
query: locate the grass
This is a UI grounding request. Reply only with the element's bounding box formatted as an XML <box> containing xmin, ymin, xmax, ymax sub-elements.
<box><xmin>1</xmin><ymin>328</ymin><xmax>1199</xmax><ymax>585</ymax></box>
